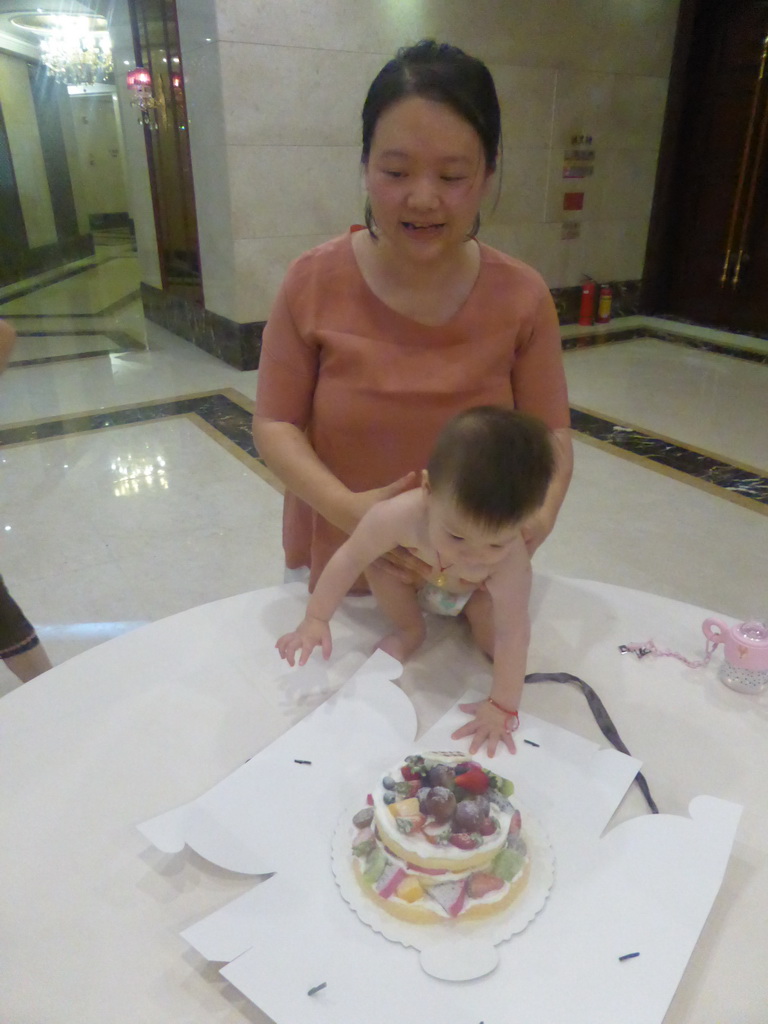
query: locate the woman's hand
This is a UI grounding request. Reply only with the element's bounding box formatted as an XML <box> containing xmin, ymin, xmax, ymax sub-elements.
<box><xmin>372</xmin><ymin>545</ymin><xmax>434</xmax><ymax>585</ymax></box>
<box><xmin>276</xmin><ymin>617</ymin><xmax>332</xmax><ymax>667</ymax></box>
<box><xmin>339</xmin><ymin>471</ymin><xmax>419</xmax><ymax>536</ymax></box>
<box><xmin>451</xmin><ymin>700</ymin><xmax>517</xmax><ymax>758</ymax></box>
<box><xmin>253</xmin><ymin>418</ymin><xmax>419</xmax><ymax>540</ymax></box>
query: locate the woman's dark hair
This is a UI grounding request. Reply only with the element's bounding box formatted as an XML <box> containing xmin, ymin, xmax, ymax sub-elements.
<box><xmin>427</xmin><ymin>407</ymin><xmax>555</xmax><ymax>529</ymax></box>
<box><xmin>361</xmin><ymin>40</ymin><xmax>502</xmax><ymax>171</ymax></box>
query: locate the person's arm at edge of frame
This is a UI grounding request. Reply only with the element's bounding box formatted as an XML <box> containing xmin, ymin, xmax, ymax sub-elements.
<box><xmin>0</xmin><ymin>319</ymin><xmax>17</xmax><ymax>374</ymax></box>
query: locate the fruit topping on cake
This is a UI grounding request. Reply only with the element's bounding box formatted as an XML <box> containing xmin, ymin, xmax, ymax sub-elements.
<box><xmin>349</xmin><ymin>751</ymin><xmax>530</xmax><ymax>923</ymax></box>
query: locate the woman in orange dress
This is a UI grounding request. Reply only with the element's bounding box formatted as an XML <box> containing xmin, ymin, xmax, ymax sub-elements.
<box><xmin>253</xmin><ymin>40</ymin><xmax>572</xmax><ymax>592</ymax></box>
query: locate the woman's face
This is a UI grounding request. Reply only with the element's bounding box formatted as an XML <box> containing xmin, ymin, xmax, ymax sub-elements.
<box><xmin>364</xmin><ymin>96</ymin><xmax>493</xmax><ymax>264</ymax></box>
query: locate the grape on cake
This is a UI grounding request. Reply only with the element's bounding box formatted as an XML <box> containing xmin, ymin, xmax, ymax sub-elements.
<box><xmin>350</xmin><ymin>751</ymin><xmax>529</xmax><ymax>923</ymax></box>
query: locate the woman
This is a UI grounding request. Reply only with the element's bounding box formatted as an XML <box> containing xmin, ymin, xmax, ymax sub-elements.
<box><xmin>253</xmin><ymin>40</ymin><xmax>572</xmax><ymax>592</ymax></box>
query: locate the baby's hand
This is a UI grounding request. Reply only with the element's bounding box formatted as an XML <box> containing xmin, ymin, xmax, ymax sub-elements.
<box><xmin>276</xmin><ymin>617</ymin><xmax>332</xmax><ymax>667</ymax></box>
<box><xmin>451</xmin><ymin>700</ymin><xmax>517</xmax><ymax>758</ymax></box>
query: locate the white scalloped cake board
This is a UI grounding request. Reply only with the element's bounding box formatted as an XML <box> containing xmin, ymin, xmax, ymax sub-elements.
<box><xmin>331</xmin><ymin>797</ymin><xmax>556</xmax><ymax>979</ymax></box>
<box><xmin>137</xmin><ymin>652</ymin><xmax>741</xmax><ymax>1024</ymax></box>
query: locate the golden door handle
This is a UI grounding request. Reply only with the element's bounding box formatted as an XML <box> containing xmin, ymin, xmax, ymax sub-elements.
<box><xmin>733</xmin><ymin>63</ymin><xmax>768</xmax><ymax>286</ymax></box>
<box><xmin>721</xmin><ymin>32</ymin><xmax>768</xmax><ymax>285</ymax></box>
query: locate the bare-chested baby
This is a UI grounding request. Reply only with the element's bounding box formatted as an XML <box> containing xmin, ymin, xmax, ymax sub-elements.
<box><xmin>276</xmin><ymin>406</ymin><xmax>555</xmax><ymax>756</ymax></box>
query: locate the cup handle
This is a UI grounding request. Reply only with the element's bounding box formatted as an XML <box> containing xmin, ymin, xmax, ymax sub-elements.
<box><xmin>702</xmin><ymin>617</ymin><xmax>727</xmax><ymax>646</ymax></box>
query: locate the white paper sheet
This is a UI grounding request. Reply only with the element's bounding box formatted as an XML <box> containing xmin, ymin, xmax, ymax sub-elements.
<box><xmin>138</xmin><ymin>656</ymin><xmax>741</xmax><ymax>1024</ymax></box>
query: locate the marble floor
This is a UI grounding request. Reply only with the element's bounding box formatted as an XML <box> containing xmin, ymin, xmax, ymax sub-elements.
<box><xmin>1</xmin><ymin>245</ymin><xmax>766</xmax><ymax>697</ymax></box>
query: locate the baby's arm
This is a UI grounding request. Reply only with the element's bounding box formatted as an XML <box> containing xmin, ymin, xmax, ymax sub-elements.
<box><xmin>452</xmin><ymin>537</ymin><xmax>532</xmax><ymax>755</ymax></box>
<box><xmin>276</xmin><ymin>498</ymin><xmax>412</xmax><ymax>666</ymax></box>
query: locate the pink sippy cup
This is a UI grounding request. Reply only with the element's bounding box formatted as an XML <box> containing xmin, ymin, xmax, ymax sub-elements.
<box><xmin>702</xmin><ymin>618</ymin><xmax>768</xmax><ymax>694</ymax></box>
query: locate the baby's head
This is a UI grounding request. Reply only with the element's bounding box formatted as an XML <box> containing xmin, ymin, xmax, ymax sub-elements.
<box><xmin>424</xmin><ymin>407</ymin><xmax>556</xmax><ymax>565</ymax></box>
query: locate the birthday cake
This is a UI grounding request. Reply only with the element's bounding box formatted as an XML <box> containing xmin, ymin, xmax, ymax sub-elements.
<box><xmin>350</xmin><ymin>751</ymin><xmax>529</xmax><ymax>923</ymax></box>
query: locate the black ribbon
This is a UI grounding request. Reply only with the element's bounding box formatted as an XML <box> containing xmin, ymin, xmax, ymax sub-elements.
<box><xmin>524</xmin><ymin>672</ymin><xmax>659</xmax><ymax>814</ymax></box>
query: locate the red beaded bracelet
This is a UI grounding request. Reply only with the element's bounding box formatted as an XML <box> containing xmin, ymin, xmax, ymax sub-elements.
<box><xmin>486</xmin><ymin>697</ymin><xmax>520</xmax><ymax>733</ymax></box>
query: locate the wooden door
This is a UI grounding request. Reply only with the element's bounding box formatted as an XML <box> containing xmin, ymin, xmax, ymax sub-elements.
<box><xmin>663</xmin><ymin>0</ymin><xmax>768</xmax><ymax>332</ymax></box>
<box><xmin>130</xmin><ymin>0</ymin><xmax>203</xmax><ymax>301</ymax></box>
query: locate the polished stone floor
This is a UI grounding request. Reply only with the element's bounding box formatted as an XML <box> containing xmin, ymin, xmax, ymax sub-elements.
<box><xmin>1</xmin><ymin>242</ymin><xmax>766</xmax><ymax>696</ymax></box>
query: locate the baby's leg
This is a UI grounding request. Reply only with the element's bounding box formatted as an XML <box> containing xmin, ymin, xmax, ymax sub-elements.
<box><xmin>464</xmin><ymin>589</ymin><xmax>494</xmax><ymax>659</ymax></box>
<box><xmin>365</xmin><ymin>563</ymin><xmax>425</xmax><ymax>663</ymax></box>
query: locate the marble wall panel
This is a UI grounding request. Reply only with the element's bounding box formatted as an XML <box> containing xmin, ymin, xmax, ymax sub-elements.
<box><xmin>560</xmin><ymin>219</ymin><xmax>606</xmax><ymax>285</ymax></box>
<box><xmin>213</xmin><ymin>0</ymin><xmax>679</xmax><ymax>73</ymax></box>
<box><xmin>488</xmin><ymin>64</ymin><xmax>557</xmax><ymax>150</ymax></box>
<box><xmin>596</xmin><ymin>148</ymin><xmax>660</xmax><ymax>223</ymax></box>
<box><xmin>232</xmin><ymin>234</ymin><xmax>331</xmax><ymax>322</ymax></box>
<box><xmin>550</xmin><ymin>70</ymin><xmax>617</xmax><ymax>152</ymax></box>
<box><xmin>606</xmin><ymin>218</ymin><xmax>652</xmax><ymax>282</ymax></box>
<box><xmin>220</xmin><ymin>43</ymin><xmax>384</xmax><ymax>148</ymax></box>
<box><xmin>214</xmin><ymin>0</ymin><xmax>419</xmax><ymax>53</ymax></box>
<box><xmin>489</xmin><ymin>147</ymin><xmax>551</xmax><ymax>225</ymax></box>
<box><xmin>176</xmin><ymin>30</ymin><xmax>234</xmax><ymax>317</ymax></box>
<box><xmin>0</xmin><ymin>53</ymin><xmax>56</xmax><ymax>248</ymax></box>
<box><xmin>481</xmin><ymin>221</ymin><xmax>569</xmax><ymax>289</ymax></box>
<box><xmin>178</xmin><ymin>0</ymin><xmax>683</xmax><ymax>330</ymax></box>
<box><xmin>568</xmin><ymin>218</ymin><xmax>651</xmax><ymax>284</ymax></box>
<box><xmin>228</xmin><ymin>145</ymin><xmax>363</xmax><ymax>240</ymax></box>
<box><xmin>589</xmin><ymin>0</ymin><xmax>681</xmax><ymax>78</ymax></box>
<box><xmin>175</xmin><ymin>0</ymin><xmax>218</xmax><ymax>49</ymax></box>
<box><xmin>608</xmin><ymin>74</ymin><xmax>670</xmax><ymax>149</ymax></box>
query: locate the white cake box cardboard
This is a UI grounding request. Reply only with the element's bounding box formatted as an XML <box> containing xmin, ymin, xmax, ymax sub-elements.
<box><xmin>138</xmin><ymin>651</ymin><xmax>741</xmax><ymax>1024</ymax></box>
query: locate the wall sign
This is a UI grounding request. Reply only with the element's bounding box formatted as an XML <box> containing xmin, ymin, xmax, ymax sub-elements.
<box><xmin>563</xmin><ymin>134</ymin><xmax>595</xmax><ymax>179</ymax></box>
<box><xmin>563</xmin><ymin>192</ymin><xmax>585</xmax><ymax>211</ymax></box>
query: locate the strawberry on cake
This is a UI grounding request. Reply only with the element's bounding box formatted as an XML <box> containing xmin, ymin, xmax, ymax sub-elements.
<box><xmin>350</xmin><ymin>751</ymin><xmax>529</xmax><ymax>924</ymax></box>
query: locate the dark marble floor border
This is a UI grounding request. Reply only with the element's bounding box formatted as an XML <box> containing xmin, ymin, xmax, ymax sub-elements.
<box><xmin>0</xmin><ymin>234</ymin><xmax>94</xmax><ymax>291</ymax></box>
<box><xmin>7</xmin><ymin>329</ymin><xmax>146</xmax><ymax>368</ymax></box>
<box><xmin>0</xmin><ymin>390</ymin><xmax>764</xmax><ymax>513</ymax></box>
<box><xmin>0</xmin><ymin>391</ymin><xmax>258</xmax><ymax>454</ymax></box>
<box><xmin>0</xmin><ymin>260</ymin><xmax>97</xmax><ymax>305</ymax></box>
<box><xmin>570</xmin><ymin>408</ymin><xmax>767</xmax><ymax>507</ymax></box>
<box><xmin>3</xmin><ymin>288</ymin><xmax>142</xmax><ymax>320</ymax></box>
<box><xmin>564</xmin><ymin>326</ymin><xmax>768</xmax><ymax>364</ymax></box>
<box><xmin>0</xmin><ymin>251</ymin><xmax>134</xmax><ymax>307</ymax></box>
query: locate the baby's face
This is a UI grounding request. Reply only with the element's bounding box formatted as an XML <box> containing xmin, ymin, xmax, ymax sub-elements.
<box><xmin>425</xmin><ymin>491</ymin><xmax>521</xmax><ymax>569</ymax></box>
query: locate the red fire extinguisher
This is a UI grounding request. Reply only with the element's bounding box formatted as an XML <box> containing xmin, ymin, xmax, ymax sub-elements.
<box><xmin>578</xmin><ymin>278</ymin><xmax>597</xmax><ymax>326</ymax></box>
<box><xmin>596</xmin><ymin>284</ymin><xmax>613</xmax><ymax>324</ymax></box>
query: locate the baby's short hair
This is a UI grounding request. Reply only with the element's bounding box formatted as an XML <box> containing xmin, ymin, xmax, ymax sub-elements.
<box><xmin>427</xmin><ymin>406</ymin><xmax>556</xmax><ymax>528</ymax></box>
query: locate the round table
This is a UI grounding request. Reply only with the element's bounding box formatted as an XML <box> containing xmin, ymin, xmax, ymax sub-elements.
<box><xmin>1</xmin><ymin>575</ymin><xmax>765</xmax><ymax>1023</ymax></box>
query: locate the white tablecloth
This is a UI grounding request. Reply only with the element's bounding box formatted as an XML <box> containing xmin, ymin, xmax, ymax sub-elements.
<box><xmin>1</xmin><ymin>575</ymin><xmax>765</xmax><ymax>1023</ymax></box>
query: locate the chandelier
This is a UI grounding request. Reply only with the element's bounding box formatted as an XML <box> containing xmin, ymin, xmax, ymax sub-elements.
<box><xmin>12</xmin><ymin>13</ymin><xmax>114</xmax><ymax>86</ymax></box>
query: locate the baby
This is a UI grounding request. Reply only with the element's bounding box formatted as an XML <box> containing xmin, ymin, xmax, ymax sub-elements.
<box><xmin>277</xmin><ymin>406</ymin><xmax>555</xmax><ymax>756</ymax></box>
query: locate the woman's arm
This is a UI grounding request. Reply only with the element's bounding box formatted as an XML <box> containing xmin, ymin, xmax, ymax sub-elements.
<box><xmin>253</xmin><ymin>270</ymin><xmax>417</xmax><ymax>539</ymax></box>
<box><xmin>253</xmin><ymin>415</ymin><xmax>417</xmax><ymax>537</ymax></box>
<box><xmin>511</xmin><ymin>283</ymin><xmax>573</xmax><ymax>553</ymax></box>
<box><xmin>521</xmin><ymin>426</ymin><xmax>573</xmax><ymax>554</ymax></box>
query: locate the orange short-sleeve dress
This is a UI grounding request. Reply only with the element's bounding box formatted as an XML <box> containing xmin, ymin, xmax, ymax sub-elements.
<box><xmin>254</xmin><ymin>232</ymin><xmax>570</xmax><ymax>589</ymax></box>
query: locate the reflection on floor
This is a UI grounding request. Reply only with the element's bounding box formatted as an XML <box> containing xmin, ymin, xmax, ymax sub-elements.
<box><xmin>1</xmin><ymin>245</ymin><xmax>766</xmax><ymax>696</ymax></box>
